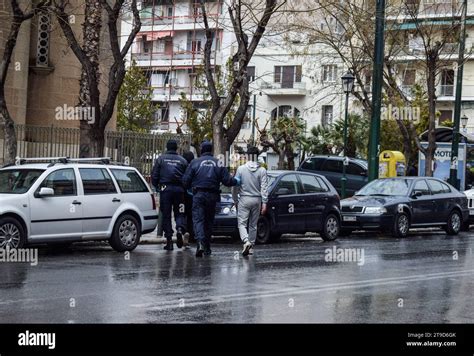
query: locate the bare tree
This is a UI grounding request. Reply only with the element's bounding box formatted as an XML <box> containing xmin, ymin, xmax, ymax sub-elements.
<box><xmin>0</xmin><ymin>0</ymin><xmax>48</xmax><ymax>165</ymax></box>
<box><xmin>200</xmin><ymin>0</ymin><xmax>283</xmax><ymax>156</ymax></box>
<box><xmin>52</xmin><ymin>0</ymin><xmax>141</xmax><ymax>157</ymax></box>
<box><xmin>286</xmin><ymin>0</ymin><xmax>467</xmax><ymax>175</ymax></box>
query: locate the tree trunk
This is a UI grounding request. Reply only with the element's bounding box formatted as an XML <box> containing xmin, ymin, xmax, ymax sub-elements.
<box><xmin>213</xmin><ymin>121</ymin><xmax>225</xmax><ymax>158</ymax></box>
<box><xmin>0</xmin><ymin>14</ymin><xmax>23</xmax><ymax>165</ymax></box>
<box><xmin>0</xmin><ymin>104</ymin><xmax>17</xmax><ymax>164</ymax></box>
<box><xmin>277</xmin><ymin>150</ymin><xmax>286</xmax><ymax>169</ymax></box>
<box><xmin>425</xmin><ymin>55</ymin><xmax>438</xmax><ymax>177</ymax></box>
<box><xmin>79</xmin><ymin>1</ymin><xmax>102</xmax><ymax>158</ymax></box>
<box><xmin>285</xmin><ymin>147</ymin><xmax>296</xmax><ymax>170</ymax></box>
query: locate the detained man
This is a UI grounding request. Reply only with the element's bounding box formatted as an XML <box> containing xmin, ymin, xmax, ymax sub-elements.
<box><xmin>232</xmin><ymin>147</ymin><xmax>268</xmax><ymax>256</ymax></box>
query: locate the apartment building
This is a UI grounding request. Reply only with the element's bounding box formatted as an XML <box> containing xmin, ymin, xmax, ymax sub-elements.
<box><xmin>122</xmin><ymin>0</ymin><xmax>232</xmax><ymax>132</ymax></box>
<box><xmin>239</xmin><ymin>40</ymin><xmax>349</xmax><ymax>144</ymax></box>
<box><xmin>386</xmin><ymin>0</ymin><xmax>474</xmax><ymax>131</ymax></box>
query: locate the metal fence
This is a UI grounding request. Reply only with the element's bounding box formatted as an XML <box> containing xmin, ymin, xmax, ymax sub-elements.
<box><xmin>0</xmin><ymin>125</ymin><xmax>191</xmax><ymax>176</ymax></box>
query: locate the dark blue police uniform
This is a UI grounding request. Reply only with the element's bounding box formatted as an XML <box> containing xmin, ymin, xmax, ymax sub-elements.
<box><xmin>182</xmin><ymin>141</ymin><xmax>237</xmax><ymax>257</ymax></box>
<box><xmin>152</xmin><ymin>140</ymin><xmax>188</xmax><ymax>250</ymax></box>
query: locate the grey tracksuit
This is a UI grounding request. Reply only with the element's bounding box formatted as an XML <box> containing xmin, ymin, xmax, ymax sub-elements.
<box><xmin>232</xmin><ymin>161</ymin><xmax>268</xmax><ymax>244</ymax></box>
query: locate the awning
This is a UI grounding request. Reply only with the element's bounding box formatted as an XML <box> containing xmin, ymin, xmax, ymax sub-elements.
<box><xmin>395</xmin><ymin>18</ymin><xmax>474</xmax><ymax>30</ymax></box>
<box><xmin>420</xmin><ymin>126</ymin><xmax>474</xmax><ymax>143</ymax></box>
<box><xmin>138</xmin><ymin>31</ymin><xmax>174</xmax><ymax>41</ymax></box>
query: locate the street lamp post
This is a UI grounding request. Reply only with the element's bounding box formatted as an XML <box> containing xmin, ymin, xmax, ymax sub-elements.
<box><xmin>341</xmin><ymin>72</ymin><xmax>355</xmax><ymax>199</ymax></box>
<box><xmin>251</xmin><ymin>94</ymin><xmax>257</xmax><ymax>146</ymax></box>
<box><xmin>367</xmin><ymin>0</ymin><xmax>386</xmax><ymax>182</ymax></box>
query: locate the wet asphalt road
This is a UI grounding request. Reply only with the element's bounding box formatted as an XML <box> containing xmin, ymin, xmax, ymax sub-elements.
<box><xmin>1</xmin><ymin>230</ymin><xmax>474</xmax><ymax>323</ymax></box>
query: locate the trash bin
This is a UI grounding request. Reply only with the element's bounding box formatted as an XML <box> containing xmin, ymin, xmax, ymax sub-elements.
<box><xmin>379</xmin><ymin>151</ymin><xmax>406</xmax><ymax>178</ymax></box>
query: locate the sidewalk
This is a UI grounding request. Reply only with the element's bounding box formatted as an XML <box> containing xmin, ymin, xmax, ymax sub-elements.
<box><xmin>140</xmin><ymin>228</ymin><xmax>166</xmax><ymax>245</ymax></box>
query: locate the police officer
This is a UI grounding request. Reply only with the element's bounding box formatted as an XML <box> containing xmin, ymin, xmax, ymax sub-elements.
<box><xmin>182</xmin><ymin>151</ymin><xmax>195</xmax><ymax>246</ymax></box>
<box><xmin>152</xmin><ymin>139</ymin><xmax>188</xmax><ymax>251</ymax></box>
<box><xmin>182</xmin><ymin>141</ymin><xmax>238</xmax><ymax>257</ymax></box>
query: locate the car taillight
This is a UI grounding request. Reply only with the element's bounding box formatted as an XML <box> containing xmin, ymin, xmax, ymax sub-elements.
<box><xmin>151</xmin><ymin>193</ymin><xmax>157</xmax><ymax>210</ymax></box>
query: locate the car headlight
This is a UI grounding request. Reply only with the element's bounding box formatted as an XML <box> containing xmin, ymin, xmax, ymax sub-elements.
<box><xmin>221</xmin><ymin>205</ymin><xmax>237</xmax><ymax>215</ymax></box>
<box><xmin>364</xmin><ymin>206</ymin><xmax>387</xmax><ymax>214</ymax></box>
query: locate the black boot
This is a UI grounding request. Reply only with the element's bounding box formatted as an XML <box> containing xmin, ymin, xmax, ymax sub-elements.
<box><xmin>204</xmin><ymin>242</ymin><xmax>212</xmax><ymax>256</ymax></box>
<box><xmin>163</xmin><ymin>239</ymin><xmax>174</xmax><ymax>251</ymax></box>
<box><xmin>176</xmin><ymin>230</ymin><xmax>184</xmax><ymax>249</ymax></box>
<box><xmin>196</xmin><ymin>241</ymin><xmax>204</xmax><ymax>257</ymax></box>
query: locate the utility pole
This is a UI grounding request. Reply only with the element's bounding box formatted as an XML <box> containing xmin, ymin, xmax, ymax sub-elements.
<box><xmin>449</xmin><ymin>0</ymin><xmax>468</xmax><ymax>189</ymax></box>
<box><xmin>251</xmin><ymin>93</ymin><xmax>257</xmax><ymax>146</ymax></box>
<box><xmin>367</xmin><ymin>0</ymin><xmax>386</xmax><ymax>182</ymax></box>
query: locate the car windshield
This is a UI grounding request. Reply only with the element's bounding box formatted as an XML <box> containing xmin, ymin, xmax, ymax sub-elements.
<box><xmin>356</xmin><ymin>178</ymin><xmax>411</xmax><ymax>197</ymax></box>
<box><xmin>0</xmin><ymin>169</ymin><xmax>44</xmax><ymax>194</ymax></box>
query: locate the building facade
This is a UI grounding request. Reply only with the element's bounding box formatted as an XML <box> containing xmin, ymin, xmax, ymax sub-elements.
<box><xmin>386</xmin><ymin>0</ymin><xmax>474</xmax><ymax>131</ymax></box>
<box><xmin>123</xmin><ymin>0</ymin><xmax>232</xmax><ymax>133</ymax></box>
<box><xmin>1</xmin><ymin>1</ymin><xmax>116</xmax><ymax>129</ymax></box>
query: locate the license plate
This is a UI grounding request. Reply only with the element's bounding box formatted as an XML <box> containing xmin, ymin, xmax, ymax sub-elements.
<box><xmin>343</xmin><ymin>216</ymin><xmax>357</xmax><ymax>222</ymax></box>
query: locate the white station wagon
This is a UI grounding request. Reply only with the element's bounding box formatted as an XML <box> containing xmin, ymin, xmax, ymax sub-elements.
<box><xmin>0</xmin><ymin>157</ymin><xmax>158</xmax><ymax>252</ymax></box>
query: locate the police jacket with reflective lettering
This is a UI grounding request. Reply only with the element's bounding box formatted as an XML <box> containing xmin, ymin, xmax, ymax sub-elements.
<box><xmin>182</xmin><ymin>152</ymin><xmax>237</xmax><ymax>192</ymax></box>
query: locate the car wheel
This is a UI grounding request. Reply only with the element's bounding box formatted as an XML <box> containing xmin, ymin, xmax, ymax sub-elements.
<box><xmin>446</xmin><ymin>210</ymin><xmax>462</xmax><ymax>236</ymax></box>
<box><xmin>256</xmin><ymin>216</ymin><xmax>276</xmax><ymax>245</ymax></box>
<box><xmin>0</xmin><ymin>217</ymin><xmax>26</xmax><ymax>249</ymax></box>
<box><xmin>320</xmin><ymin>214</ymin><xmax>340</xmax><ymax>241</ymax></box>
<box><xmin>391</xmin><ymin>212</ymin><xmax>410</xmax><ymax>238</ymax></box>
<box><xmin>109</xmin><ymin>214</ymin><xmax>141</xmax><ymax>252</ymax></box>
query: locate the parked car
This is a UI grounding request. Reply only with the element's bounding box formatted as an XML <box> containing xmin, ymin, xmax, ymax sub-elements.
<box><xmin>298</xmin><ymin>155</ymin><xmax>368</xmax><ymax>196</ymax></box>
<box><xmin>463</xmin><ymin>188</ymin><xmax>474</xmax><ymax>225</ymax></box>
<box><xmin>213</xmin><ymin>186</ymin><xmax>239</xmax><ymax>239</ymax></box>
<box><xmin>340</xmin><ymin>177</ymin><xmax>469</xmax><ymax>237</ymax></box>
<box><xmin>213</xmin><ymin>171</ymin><xmax>342</xmax><ymax>244</ymax></box>
<box><xmin>0</xmin><ymin>158</ymin><xmax>158</xmax><ymax>251</ymax></box>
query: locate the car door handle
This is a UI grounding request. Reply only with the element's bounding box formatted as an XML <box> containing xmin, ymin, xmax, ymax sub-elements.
<box><xmin>72</xmin><ymin>200</ymin><xmax>82</xmax><ymax>205</ymax></box>
<box><xmin>112</xmin><ymin>198</ymin><xmax>121</xmax><ymax>203</ymax></box>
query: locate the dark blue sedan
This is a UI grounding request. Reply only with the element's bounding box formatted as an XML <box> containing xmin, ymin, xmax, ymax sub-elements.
<box><xmin>340</xmin><ymin>177</ymin><xmax>469</xmax><ymax>237</ymax></box>
<box><xmin>213</xmin><ymin>171</ymin><xmax>342</xmax><ymax>244</ymax></box>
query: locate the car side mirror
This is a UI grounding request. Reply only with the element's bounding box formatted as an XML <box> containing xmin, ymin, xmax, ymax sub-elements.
<box><xmin>467</xmin><ymin>184</ymin><xmax>473</xmax><ymax>190</ymax></box>
<box><xmin>276</xmin><ymin>187</ymin><xmax>291</xmax><ymax>196</ymax></box>
<box><xmin>36</xmin><ymin>187</ymin><xmax>54</xmax><ymax>198</ymax></box>
<box><xmin>411</xmin><ymin>191</ymin><xmax>423</xmax><ymax>199</ymax></box>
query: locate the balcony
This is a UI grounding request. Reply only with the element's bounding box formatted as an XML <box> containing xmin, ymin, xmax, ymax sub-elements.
<box><xmin>438</xmin><ymin>84</ymin><xmax>454</xmax><ymax>97</ymax></box>
<box><xmin>131</xmin><ymin>50</ymin><xmax>211</xmax><ymax>67</ymax></box>
<box><xmin>259</xmin><ymin>81</ymin><xmax>307</xmax><ymax>96</ymax></box>
<box><xmin>151</xmin><ymin>86</ymin><xmax>206</xmax><ymax>102</ymax></box>
<box><xmin>399</xmin><ymin>0</ymin><xmax>461</xmax><ymax>18</ymax></box>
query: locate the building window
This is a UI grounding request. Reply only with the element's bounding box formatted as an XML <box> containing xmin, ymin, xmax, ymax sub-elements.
<box><xmin>154</xmin><ymin>102</ymin><xmax>170</xmax><ymax>125</ymax></box>
<box><xmin>274</xmin><ymin>66</ymin><xmax>302</xmax><ymax>87</ymax></box>
<box><xmin>321</xmin><ymin>105</ymin><xmax>333</xmax><ymax>127</ymax></box>
<box><xmin>271</xmin><ymin>105</ymin><xmax>300</xmax><ymax>120</ymax></box>
<box><xmin>247</xmin><ymin>66</ymin><xmax>256</xmax><ymax>82</ymax></box>
<box><xmin>440</xmin><ymin>69</ymin><xmax>454</xmax><ymax>96</ymax></box>
<box><xmin>36</xmin><ymin>12</ymin><xmax>51</xmax><ymax>67</ymax></box>
<box><xmin>322</xmin><ymin>65</ymin><xmax>337</xmax><ymax>83</ymax></box>
<box><xmin>439</xmin><ymin>110</ymin><xmax>453</xmax><ymax>126</ymax></box>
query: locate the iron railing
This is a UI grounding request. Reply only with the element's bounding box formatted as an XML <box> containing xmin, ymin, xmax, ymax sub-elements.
<box><xmin>0</xmin><ymin>124</ymin><xmax>191</xmax><ymax>177</ymax></box>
